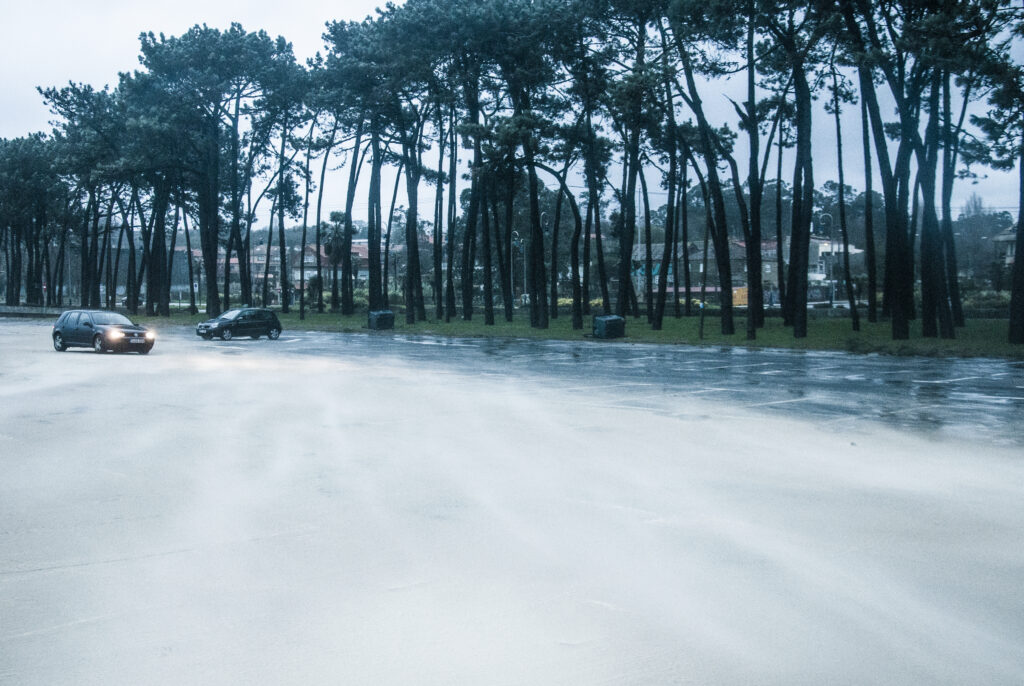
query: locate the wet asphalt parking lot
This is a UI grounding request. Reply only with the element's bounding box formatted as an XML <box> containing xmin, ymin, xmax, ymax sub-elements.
<box><xmin>2</xmin><ymin>319</ymin><xmax>1022</xmax><ymax>685</ymax></box>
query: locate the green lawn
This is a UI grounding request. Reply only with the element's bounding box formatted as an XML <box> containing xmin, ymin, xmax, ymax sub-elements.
<box><xmin>136</xmin><ymin>306</ymin><xmax>1024</xmax><ymax>359</ymax></box>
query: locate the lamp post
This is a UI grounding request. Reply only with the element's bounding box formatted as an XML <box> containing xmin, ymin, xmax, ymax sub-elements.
<box><xmin>512</xmin><ymin>230</ymin><xmax>522</xmax><ymax>306</ymax></box>
<box><xmin>194</xmin><ymin>258</ymin><xmax>203</xmax><ymax>310</ymax></box>
<box><xmin>541</xmin><ymin>211</ymin><xmax>551</xmax><ymax>306</ymax></box>
<box><xmin>818</xmin><ymin>212</ymin><xmax>835</xmax><ymax>306</ymax></box>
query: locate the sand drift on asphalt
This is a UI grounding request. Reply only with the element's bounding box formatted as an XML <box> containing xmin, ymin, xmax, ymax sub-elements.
<box><xmin>1</xmin><ymin>322</ymin><xmax>1022</xmax><ymax>685</ymax></box>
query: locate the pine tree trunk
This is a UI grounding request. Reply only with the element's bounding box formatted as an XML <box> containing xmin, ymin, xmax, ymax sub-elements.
<box><xmin>165</xmin><ymin>203</ymin><xmax>179</xmax><ymax>315</ymax></box>
<box><xmin>315</xmin><ymin>125</ymin><xmax>338</xmax><ymax>314</ymax></box>
<box><xmin>919</xmin><ymin>76</ymin><xmax>954</xmax><ymax>339</ymax></box>
<box><xmin>653</xmin><ymin>39</ymin><xmax>678</xmax><ymax>331</ymax></box>
<box><xmin>367</xmin><ymin>129</ymin><xmax>384</xmax><ymax>312</ymax></box>
<box><xmin>444</xmin><ymin>115</ymin><xmax>457</xmax><ymax>323</ymax></box>
<box><xmin>831</xmin><ymin>65</ymin><xmax>859</xmax><ymax>331</ymax></box>
<box><xmin>481</xmin><ymin>173</ymin><xmax>494</xmax><ymax>325</ymax></box>
<box><xmin>861</xmin><ymin>97</ymin><xmax>878</xmax><ymax>323</ymax></box>
<box><xmin>149</xmin><ymin>180</ymin><xmax>171</xmax><ymax>317</ymax></box>
<box><xmin>340</xmin><ymin>130</ymin><xmax>363</xmax><ymax>315</ymax></box>
<box><xmin>1009</xmin><ymin>141</ymin><xmax>1024</xmax><ymax>344</ymax></box>
<box><xmin>523</xmin><ymin>134</ymin><xmax>548</xmax><ymax>329</ymax></box>
<box><xmin>383</xmin><ymin>161</ymin><xmax>403</xmax><ymax>310</ymax></box>
<box><xmin>461</xmin><ymin>94</ymin><xmax>482</xmax><ymax>321</ymax></box>
<box><xmin>788</xmin><ymin>63</ymin><xmax>814</xmax><ymax>339</ymax></box>
<box><xmin>549</xmin><ymin>157</ymin><xmax>570</xmax><ymax>320</ymax></box>
<box><xmin>745</xmin><ymin>5</ymin><xmax>765</xmax><ymax>330</ymax></box>
<box><xmin>183</xmin><ymin>209</ymin><xmax>197</xmax><ymax>314</ymax></box>
<box><xmin>433</xmin><ymin>109</ymin><xmax>446</xmax><ymax>321</ymax></box>
<box><xmin>640</xmin><ymin>167</ymin><xmax>654</xmax><ymax>324</ymax></box>
<box><xmin>584</xmin><ymin>108</ymin><xmax>609</xmax><ymax>314</ymax></box>
<box><xmin>941</xmin><ymin>73</ymin><xmax>966</xmax><ymax>327</ymax></box>
<box><xmin>491</xmin><ymin>178</ymin><xmax>513</xmax><ymax>322</ymax></box>
<box><xmin>199</xmin><ymin>116</ymin><xmax>222</xmax><ymax>316</ymax></box>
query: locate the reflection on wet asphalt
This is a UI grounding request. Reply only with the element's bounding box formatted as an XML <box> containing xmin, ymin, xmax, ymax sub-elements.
<box><xmin>4</xmin><ymin>319</ymin><xmax>1023</xmax><ymax>686</ymax></box>
<box><xmin>188</xmin><ymin>328</ymin><xmax>1023</xmax><ymax>447</ymax></box>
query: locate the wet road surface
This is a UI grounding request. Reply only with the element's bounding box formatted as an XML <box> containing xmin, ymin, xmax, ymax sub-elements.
<box><xmin>1</xmin><ymin>320</ymin><xmax>1022</xmax><ymax>685</ymax></box>
<box><xmin>193</xmin><ymin>325</ymin><xmax>1024</xmax><ymax>446</ymax></box>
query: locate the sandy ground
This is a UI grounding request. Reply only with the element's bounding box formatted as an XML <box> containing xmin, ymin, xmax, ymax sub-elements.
<box><xmin>1</xmin><ymin>321</ymin><xmax>1022</xmax><ymax>685</ymax></box>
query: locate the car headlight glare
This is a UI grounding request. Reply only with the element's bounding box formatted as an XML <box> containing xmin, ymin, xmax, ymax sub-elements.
<box><xmin>145</xmin><ymin>331</ymin><xmax>156</xmax><ymax>340</ymax></box>
<box><xmin>107</xmin><ymin>330</ymin><xmax>125</xmax><ymax>340</ymax></box>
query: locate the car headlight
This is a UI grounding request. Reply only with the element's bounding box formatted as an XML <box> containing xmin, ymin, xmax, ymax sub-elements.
<box><xmin>145</xmin><ymin>331</ymin><xmax>156</xmax><ymax>340</ymax></box>
<box><xmin>107</xmin><ymin>330</ymin><xmax>125</xmax><ymax>340</ymax></box>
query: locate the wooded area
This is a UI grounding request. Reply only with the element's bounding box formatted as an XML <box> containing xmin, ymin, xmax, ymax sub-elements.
<box><xmin>2</xmin><ymin>0</ymin><xmax>1024</xmax><ymax>342</ymax></box>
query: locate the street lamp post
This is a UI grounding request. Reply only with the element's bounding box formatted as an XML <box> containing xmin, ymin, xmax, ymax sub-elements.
<box><xmin>818</xmin><ymin>212</ymin><xmax>836</xmax><ymax>306</ymax></box>
<box><xmin>512</xmin><ymin>230</ymin><xmax>522</xmax><ymax>306</ymax></box>
<box><xmin>540</xmin><ymin>211</ymin><xmax>550</xmax><ymax>307</ymax></box>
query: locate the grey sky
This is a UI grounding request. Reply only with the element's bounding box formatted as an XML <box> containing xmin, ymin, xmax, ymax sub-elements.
<box><xmin>2</xmin><ymin>1</ymin><xmax>1020</xmax><ymax>222</ymax></box>
<box><xmin>0</xmin><ymin>0</ymin><xmax>379</xmax><ymax>139</ymax></box>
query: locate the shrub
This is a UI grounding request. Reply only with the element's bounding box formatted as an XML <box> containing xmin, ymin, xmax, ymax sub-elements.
<box><xmin>964</xmin><ymin>290</ymin><xmax>1011</xmax><ymax>310</ymax></box>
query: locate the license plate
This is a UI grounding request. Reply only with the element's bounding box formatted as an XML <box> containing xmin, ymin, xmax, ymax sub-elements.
<box><xmin>130</xmin><ymin>337</ymin><xmax>144</xmax><ymax>343</ymax></box>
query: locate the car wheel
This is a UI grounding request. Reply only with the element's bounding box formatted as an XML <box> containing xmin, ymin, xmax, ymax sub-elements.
<box><xmin>140</xmin><ymin>345</ymin><xmax>153</xmax><ymax>355</ymax></box>
<box><xmin>93</xmin><ymin>335</ymin><xmax>105</xmax><ymax>353</ymax></box>
<box><xmin>53</xmin><ymin>333</ymin><xmax>67</xmax><ymax>352</ymax></box>
<box><xmin>201</xmin><ymin>333</ymin><xmax>213</xmax><ymax>340</ymax></box>
<box><xmin>268</xmin><ymin>327</ymin><xmax>281</xmax><ymax>340</ymax></box>
<box><xmin>222</xmin><ymin>329</ymin><xmax>233</xmax><ymax>341</ymax></box>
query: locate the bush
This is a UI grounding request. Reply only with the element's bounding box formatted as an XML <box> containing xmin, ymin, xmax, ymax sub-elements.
<box><xmin>963</xmin><ymin>289</ymin><xmax>1011</xmax><ymax>310</ymax></box>
<box><xmin>553</xmin><ymin>297</ymin><xmax>614</xmax><ymax>309</ymax></box>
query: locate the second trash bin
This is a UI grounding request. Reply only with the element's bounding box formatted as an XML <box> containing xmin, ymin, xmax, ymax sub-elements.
<box><xmin>592</xmin><ymin>314</ymin><xmax>625</xmax><ymax>339</ymax></box>
<box><xmin>368</xmin><ymin>310</ymin><xmax>395</xmax><ymax>330</ymax></box>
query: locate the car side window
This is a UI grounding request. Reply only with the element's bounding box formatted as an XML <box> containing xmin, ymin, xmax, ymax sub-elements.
<box><xmin>68</xmin><ymin>313</ymin><xmax>80</xmax><ymax>327</ymax></box>
<box><xmin>258</xmin><ymin>311</ymin><xmax>270</xmax><ymax>321</ymax></box>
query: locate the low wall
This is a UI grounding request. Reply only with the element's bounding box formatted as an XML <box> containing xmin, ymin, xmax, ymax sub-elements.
<box><xmin>0</xmin><ymin>305</ymin><xmax>66</xmax><ymax>319</ymax></box>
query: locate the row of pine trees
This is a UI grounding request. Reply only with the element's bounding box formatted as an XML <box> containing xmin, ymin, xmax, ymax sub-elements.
<box><xmin>2</xmin><ymin>0</ymin><xmax>1023</xmax><ymax>342</ymax></box>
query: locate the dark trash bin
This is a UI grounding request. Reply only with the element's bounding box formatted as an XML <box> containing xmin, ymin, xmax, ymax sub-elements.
<box><xmin>592</xmin><ymin>314</ymin><xmax>625</xmax><ymax>339</ymax></box>
<box><xmin>368</xmin><ymin>310</ymin><xmax>395</xmax><ymax>330</ymax></box>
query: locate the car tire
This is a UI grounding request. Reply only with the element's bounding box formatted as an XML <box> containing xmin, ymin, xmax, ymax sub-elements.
<box><xmin>140</xmin><ymin>345</ymin><xmax>152</xmax><ymax>355</ymax></box>
<box><xmin>201</xmin><ymin>333</ymin><xmax>213</xmax><ymax>340</ymax></box>
<box><xmin>222</xmin><ymin>329</ymin><xmax>233</xmax><ymax>341</ymax></box>
<box><xmin>93</xmin><ymin>335</ymin><xmax>105</xmax><ymax>353</ymax></box>
<box><xmin>53</xmin><ymin>333</ymin><xmax>67</xmax><ymax>352</ymax></box>
<box><xmin>268</xmin><ymin>327</ymin><xmax>281</xmax><ymax>340</ymax></box>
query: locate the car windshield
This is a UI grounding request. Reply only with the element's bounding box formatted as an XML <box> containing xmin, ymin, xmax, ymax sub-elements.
<box><xmin>219</xmin><ymin>309</ymin><xmax>242</xmax><ymax>320</ymax></box>
<box><xmin>91</xmin><ymin>312</ymin><xmax>134</xmax><ymax>326</ymax></box>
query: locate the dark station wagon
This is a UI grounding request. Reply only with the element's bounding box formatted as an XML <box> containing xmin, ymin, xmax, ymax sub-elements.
<box><xmin>52</xmin><ymin>310</ymin><xmax>156</xmax><ymax>354</ymax></box>
<box><xmin>196</xmin><ymin>307</ymin><xmax>283</xmax><ymax>341</ymax></box>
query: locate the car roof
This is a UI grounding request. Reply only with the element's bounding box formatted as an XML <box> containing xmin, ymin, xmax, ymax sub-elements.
<box><xmin>63</xmin><ymin>309</ymin><xmax>121</xmax><ymax>314</ymax></box>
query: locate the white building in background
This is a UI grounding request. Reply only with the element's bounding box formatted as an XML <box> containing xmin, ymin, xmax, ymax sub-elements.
<box><xmin>807</xmin><ymin>236</ymin><xmax>865</xmax><ymax>283</ymax></box>
<box><xmin>993</xmin><ymin>228</ymin><xmax>1017</xmax><ymax>267</ymax></box>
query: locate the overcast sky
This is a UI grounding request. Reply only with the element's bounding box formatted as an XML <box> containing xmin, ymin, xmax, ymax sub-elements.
<box><xmin>2</xmin><ymin>0</ymin><xmax>1020</xmax><ymax>223</ymax></box>
<box><xmin>1</xmin><ymin>0</ymin><xmax>382</xmax><ymax>138</ymax></box>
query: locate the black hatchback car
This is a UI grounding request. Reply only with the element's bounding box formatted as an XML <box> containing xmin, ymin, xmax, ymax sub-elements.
<box><xmin>196</xmin><ymin>307</ymin><xmax>282</xmax><ymax>341</ymax></box>
<box><xmin>52</xmin><ymin>310</ymin><xmax>155</xmax><ymax>354</ymax></box>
